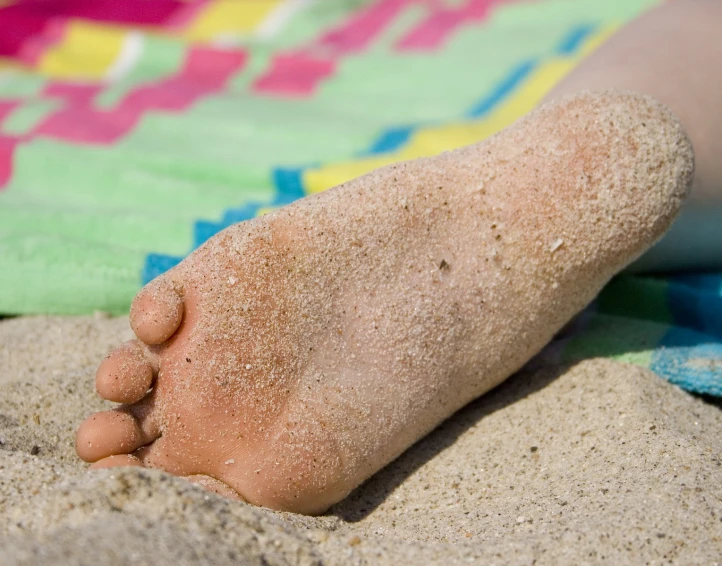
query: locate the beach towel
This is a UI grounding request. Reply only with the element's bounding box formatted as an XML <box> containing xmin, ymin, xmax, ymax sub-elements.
<box><xmin>0</xmin><ymin>0</ymin><xmax>720</xmax><ymax>396</ymax></box>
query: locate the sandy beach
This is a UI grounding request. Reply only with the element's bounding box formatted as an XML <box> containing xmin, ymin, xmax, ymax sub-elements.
<box><xmin>1</xmin><ymin>314</ymin><xmax>721</xmax><ymax>565</ymax></box>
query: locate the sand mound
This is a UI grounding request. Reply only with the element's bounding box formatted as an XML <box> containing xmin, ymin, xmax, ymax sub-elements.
<box><xmin>1</xmin><ymin>316</ymin><xmax>721</xmax><ymax>564</ymax></box>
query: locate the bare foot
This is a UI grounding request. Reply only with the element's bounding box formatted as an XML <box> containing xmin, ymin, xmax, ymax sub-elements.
<box><xmin>76</xmin><ymin>91</ymin><xmax>692</xmax><ymax>514</ymax></box>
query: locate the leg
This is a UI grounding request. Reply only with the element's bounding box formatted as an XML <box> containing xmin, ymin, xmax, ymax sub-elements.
<box><xmin>76</xmin><ymin>91</ymin><xmax>692</xmax><ymax>514</ymax></box>
<box><xmin>543</xmin><ymin>0</ymin><xmax>722</xmax><ymax>273</ymax></box>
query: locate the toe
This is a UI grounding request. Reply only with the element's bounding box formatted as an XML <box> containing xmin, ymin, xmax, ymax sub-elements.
<box><xmin>130</xmin><ymin>276</ymin><xmax>184</xmax><ymax>345</ymax></box>
<box><xmin>132</xmin><ymin>437</ymin><xmax>195</xmax><ymax>477</ymax></box>
<box><xmin>76</xmin><ymin>407</ymin><xmax>160</xmax><ymax>463</ymax></box>
<box><xmin>96</xmin><ymin>341</ymin><xmax>155</xmax><ymax>404</ymax></box>
<box><xmin>184</xmin><ymin>475</ymin><xmax>245</xmax><ymax>501</ymax></box>
<box><xmin>90</xmin><ymin>454</ymin><xmax>144</xmax><ymax>469</ymax></box>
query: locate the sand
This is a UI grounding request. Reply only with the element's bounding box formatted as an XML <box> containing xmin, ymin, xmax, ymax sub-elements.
<box><xmin>1</xmin><ymin>315</ymin><xmax>721</xmax><ymax>565</ymax></box>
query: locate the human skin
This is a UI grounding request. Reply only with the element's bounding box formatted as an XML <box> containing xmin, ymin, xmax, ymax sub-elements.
<box><xmin>76</xmin><ymin>0</ymin><xmax>717</xmax><ymax>514</ymax></box>
<box><xmin>544</xmin><ymin>0</ymin><xmax>722</xmax><ymax>272</ymax></box>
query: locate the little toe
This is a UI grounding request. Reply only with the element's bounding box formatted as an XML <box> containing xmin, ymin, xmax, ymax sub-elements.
<box><xmin>184</xmin><ymin>475</ymin><xmax>245</xmax><ymax>501</ymax></box>
<box><xmin>96</xmin><ymin>341</ymin><xmax>156</xmax><ymax>404</ymax></box>
<box><xmin>130</xmin><ymin>276</ymin><xmax>184</xmax><ymax>345</ymax></box>
<box><xmin>132</xmin><ymin>437</ymin><xmax>197</xmax><ymax>477</ymax></box>
<box><xmin>76</xmin><ymin>407</ymin><xmax>159</xmax><ymax>463</ymax></box>
<box><xmin>90</xmin><ymin>454</ymin><xmax>144</xmax><ymax>469</ymax></box>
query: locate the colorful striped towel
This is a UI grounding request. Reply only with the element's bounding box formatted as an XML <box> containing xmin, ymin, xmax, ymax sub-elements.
<box><xmin>0</xmin><ymin>0</ymin><xmax>720</xmax><ymax>396</ymax></box>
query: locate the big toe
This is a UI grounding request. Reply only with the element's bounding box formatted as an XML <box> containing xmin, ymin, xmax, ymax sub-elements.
<box><xmin>96</xmin><ymin>341</ymin><xmax>155</xmax><ymax>404</ymax></box>
<box><xmin>130</xmin><ymin>276</ymin><xmax>184</xmax><ymax>345</ymax></box>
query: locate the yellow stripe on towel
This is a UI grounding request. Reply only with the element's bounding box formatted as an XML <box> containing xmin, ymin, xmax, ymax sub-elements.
<box><xmin>303</xmin><ymin>26</ymin><xmax>616</xmax><ymax>195</ymax></box>
<box><xmin>37</xmin><ymin>21</ymin><xmax>128</xmax><ymax>80</ymax></box>
<box><xmin>183</xmin><ymin>0</ymin><xmax>283</xmax><ymax>41</ymax></box>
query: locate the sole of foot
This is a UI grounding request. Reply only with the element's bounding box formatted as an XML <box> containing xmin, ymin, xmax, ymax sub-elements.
<box><xmin>76</xmin><ymin>90</ymin><xmax>693</xmax><ymax>514</ymax></box>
